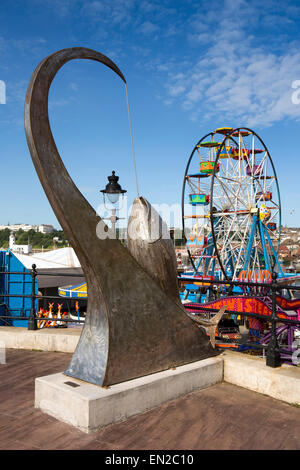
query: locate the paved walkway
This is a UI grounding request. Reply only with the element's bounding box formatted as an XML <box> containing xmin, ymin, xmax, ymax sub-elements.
<box><xmin>0</xmin><ymin>349</ymin><xmax>300</xmax><ymax>450</ymax></box>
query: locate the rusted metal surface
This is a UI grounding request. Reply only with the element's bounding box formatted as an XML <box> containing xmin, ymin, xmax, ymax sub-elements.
<box><xmin>24</xmin><ymin>47</ymin><xmax>216</xmax><ymax>386</ymax></box>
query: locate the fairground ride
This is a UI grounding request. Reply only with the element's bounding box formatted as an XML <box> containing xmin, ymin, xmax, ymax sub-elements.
<box><xmin>181</xmin><ymin>127</ymin><xmax>285</xmax><ymax>284</ymax></box>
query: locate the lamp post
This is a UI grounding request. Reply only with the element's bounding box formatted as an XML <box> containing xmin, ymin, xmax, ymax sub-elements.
<box><xmin>100</xmin><ymin>171</ymin><xmax>127</xmax><ymax>237</ymax></box>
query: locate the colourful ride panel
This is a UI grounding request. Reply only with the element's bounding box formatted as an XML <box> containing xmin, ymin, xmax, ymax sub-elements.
<box><xmin>256</xmin><ymin>191</ymin><xmax>272</xmax><ymax>201</ymax></box>
<box><xmin>260</xmin><ymin>204</ymin><xmax>271</xmax><ymax>222</ymax></box>
<box><xmin>231</xmin><ymin>148</ymin><xmax>250</xmax><ymax>160</ymax></box>
<box><xmin>59</xmin><ymin>282</ymin><xmax>88</xmax><ymax>298</ymax></box>
<box><xmin>200</xmin><ymin>161</ymin><xmax>219</xmax><ymax>174</ymax></box>
<box><xmin>189</xmin><ymin>194</ymin><xmax>209</xmax><ymax>205</ymax></box>
<box><xmin>194</xmin><ymin>275</ymin><xmax>215</xmax><ymax>286</ymax></box>
<box><xmin>232</xmin><ymin>131</ymin><xmax>252</xmax><ymax>137</ymax></box>
<box><xmin>186</xmin><ymin>234</ymin><xmax>207</xmax><ymax>247</ymax></box>
<box><xmin>214</xmin><ymin>127</ymin><xmax>233</xmax><ymax>135</ymax></box>
<box><xmin>219</xmin><ymin>145</ymin><xmax>232</xmax><ymax>158</ymax></box>
<box><xmin>246</xmin><ymin>164</ymin><xmax>261</xmax><ymax>176</ymax></box>
<box><xmin>184</xmin><ymin>295</ymin><xmax>298</xmax><ymax>321</ymax></box>
<box><xmin>276</xmin><ymin>295</ymin><xmax>300</xmax><ymax>313</ymax></box>
<box><xmin>238</xmin><ymin>269</ymin><xmax>271</xmax><ymax>284</ymax></box>
<box><xmin>198</xmin><ymin>141</ymin><xmax>221</xmax><ymax>148</ymax></box>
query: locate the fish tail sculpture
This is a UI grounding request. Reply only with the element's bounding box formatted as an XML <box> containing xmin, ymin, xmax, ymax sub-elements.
<box><xmin>186</xmin><ymin>306</ymin><xmax>227</xmax><ymax>349</ymax></box>
<box><xmin>25</xmin><ymin>47</ymin><xmax>217</xmax><ymax>386</ymax></box>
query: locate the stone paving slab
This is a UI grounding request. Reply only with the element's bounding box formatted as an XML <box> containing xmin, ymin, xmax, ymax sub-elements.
<box><xmin>0</xmin><ymin>349</ymin><xmax>300</xmax><ymax>449</ymax></box>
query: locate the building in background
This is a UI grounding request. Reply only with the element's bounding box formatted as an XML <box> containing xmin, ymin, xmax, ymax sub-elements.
<box><xmin>38</xmin><ymin>224</ymin><xmax>56</xmax><ymax>234</ymax></box>
<box><xmin>0</xmin><ymin>223</ymin><xmax>56</xmax><ymax>233</ymax></box>
<box><xmin>9</xmin><ymin>231</ymin><xmax>32</xmax><ymax>254</ymax></box>
<box><xmin>0</xmin><ymin>223</ymin><xmax>37</xmax><ymax>232</ymax></box>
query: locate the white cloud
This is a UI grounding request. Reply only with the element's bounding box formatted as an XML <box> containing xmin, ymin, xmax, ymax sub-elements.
<box><xmin>80</xmin><ymin>0</ymin><xmax>136</xmax><ymax>26</ymax></box>
<box><xmin>34</xmin><ymin>0</ymin><xmax>78</xmax><ymax>17</ymax></box>
<box><xmin>138</xmin><ymin>21</ymin><xmax>159</xmax><ymax>35</ymax></box>
<box><xmin>70</xmin><ymin>82</ymin><xmax>79</xmax><ymax>92</ymax></box>
<box><xmin>168</xmin><ymin>85</ymin><xmax>185</xmax><ymax>97</ymax></box>
<box><xmin>162</xmin><ymin>0</ymin><xmax>300</xmax><ymax>127</ymax></box>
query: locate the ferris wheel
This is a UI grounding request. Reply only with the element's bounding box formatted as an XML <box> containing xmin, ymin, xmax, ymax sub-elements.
<box><xmin>182</xmin><ymin>127</ymin><xmax>283</xmax><ymax>281</ymax></box>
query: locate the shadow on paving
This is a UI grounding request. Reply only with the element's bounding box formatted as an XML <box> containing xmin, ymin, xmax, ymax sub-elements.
<box><xmin>0</xmin><ymin>349</ymin><xmax>299</xmax><ymax>450</ymax></box>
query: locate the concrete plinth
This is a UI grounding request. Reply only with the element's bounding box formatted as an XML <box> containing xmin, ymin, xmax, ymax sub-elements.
<box><xmin>0</xmin><ymin>326</ymin><xmax>80</xmax><ymax>353</ymax></box>
<box><xmin>223</xmin><ymin>351</ymin><xmax>300</xmax><ymax>405</ymax></box>
<box><xmin>35</xmin><ymin>356</ymin><xmax>223</xmax><ymax>433</ymax></box>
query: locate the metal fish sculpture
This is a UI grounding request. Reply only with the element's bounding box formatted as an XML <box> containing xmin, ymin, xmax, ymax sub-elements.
<box><xmin>127</xmin><ymin>197</ymin><xmax>180</xmax><ymax>303</ymax></box>
<box><xmin>24</xmin><ymin>47</ymin><xmax>216</xmax><ymax>386</ymax></box>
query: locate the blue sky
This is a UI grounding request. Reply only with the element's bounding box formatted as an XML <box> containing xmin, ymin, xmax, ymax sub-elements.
<box><xmin>1</xmin><ymin>0</ymin><xmax>300</xmax><ymax>229</ymax></box>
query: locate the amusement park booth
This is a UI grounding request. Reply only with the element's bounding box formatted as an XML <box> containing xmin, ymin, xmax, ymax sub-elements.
<box><xmin>0</xmin><ymin>247</ymin><xmax>84</xmax><ymax>326</ymax></box>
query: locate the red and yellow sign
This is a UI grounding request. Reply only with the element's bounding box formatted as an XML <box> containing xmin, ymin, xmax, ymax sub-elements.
<box><xmin>184</xmin><ymin>295</ymin><xmax>300</xmax><ymax>320</ymax></box>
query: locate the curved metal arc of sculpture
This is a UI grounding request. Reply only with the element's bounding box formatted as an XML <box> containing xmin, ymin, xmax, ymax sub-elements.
<box><xmin>25</xmin><ymin>47</ymin><xmax>215</xmax><ymax>387</ymax></box>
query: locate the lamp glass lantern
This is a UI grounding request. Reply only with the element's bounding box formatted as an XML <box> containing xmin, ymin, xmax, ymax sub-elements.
<box><xmin>100</xmin><ymin>171</ymin><xmax>127</xmax><ymax>208</ymax></box>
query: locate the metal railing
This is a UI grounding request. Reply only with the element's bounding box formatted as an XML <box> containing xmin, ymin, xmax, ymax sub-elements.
<box><xmin>0</xmin><ymin>264</ymin><xmax>86</xmax><ymax>330</ymax></box>
<box><xmin>1</xmin><ymin>263</ymin><xmax>300</xmax><ymax>369</ymax></box>
<box><xmin>179</xmin><ymin>270</ymin><xmax>300</xmax><ymax>368</ymax></box>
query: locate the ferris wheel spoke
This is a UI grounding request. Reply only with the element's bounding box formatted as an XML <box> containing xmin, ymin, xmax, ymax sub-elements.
<box><xmin>216</xmin><ymin>213</ymin><xmax>250</xmax><ymax>260</ymax></box>
<box><xmin>213</xmin><ymin>177</ymin><xmax>237</xmax><ymax>208</ymax></box>
<box><xmin>234</xmin><ymin>216</ymin><xmax>253</xmax><ymax>272</ymax></box>
<box><xmin>214</xmin><ymin>175</ymin><xmax>249</xmax><ymax>208</ymax></box>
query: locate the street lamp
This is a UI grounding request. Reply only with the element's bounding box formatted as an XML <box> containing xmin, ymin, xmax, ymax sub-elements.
<box><xmin>100</xmin><ymin>171</ymin><xmax>127</xmax><ymax>236</ymax></box>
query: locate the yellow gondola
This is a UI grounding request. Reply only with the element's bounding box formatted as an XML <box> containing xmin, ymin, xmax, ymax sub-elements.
<box><xmin>214</xmin><ymin>127</ymin><xmax>233</xmax><ymax>135</ymax></box>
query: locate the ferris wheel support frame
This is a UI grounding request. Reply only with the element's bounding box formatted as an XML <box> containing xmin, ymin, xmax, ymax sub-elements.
<box><xmin>261</xmin><ymin>221</ymin><xmax>284</xmax><ymax>276</ymax></box>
